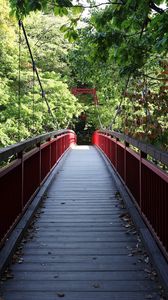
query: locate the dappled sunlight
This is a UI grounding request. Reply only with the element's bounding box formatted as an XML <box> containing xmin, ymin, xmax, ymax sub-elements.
<box><xmin>71</xmin><ymin>145</ymin><xmax>90</xmax><ymax>150</ymax></box>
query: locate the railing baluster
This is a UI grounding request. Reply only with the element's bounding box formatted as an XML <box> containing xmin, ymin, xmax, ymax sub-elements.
<box><xmin>92</xmin><ymin>130</ymin><xmax>168</xmax><ymax>259</ymax></box>
<box><xmin>0</xmin><ymin>130</ymin><xmax>76</xmax><ymax>246</ymax></box>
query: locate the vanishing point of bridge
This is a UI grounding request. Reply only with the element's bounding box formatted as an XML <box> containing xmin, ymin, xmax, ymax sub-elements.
<box><xmin>0</xmin><ymin>130</ymin><xmax>168</xmax><ymax>300</ymax></box>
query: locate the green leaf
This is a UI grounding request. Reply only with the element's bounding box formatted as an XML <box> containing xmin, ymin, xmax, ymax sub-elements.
<box><xmin>62</xmin><ymin>7</ymin><xmax>69</xmax><ymax>15</ymax></box>
<box><xmin>60</xmin><ymin>24</ymin><xmax>69</xmax><ymax>32</ymax></box>
<box><xmin>54</xmin><ymin>6</ymin><xmax>68</xmax><ymax>16</ymax></box>
<box><xmin>71</xmin><ymin>6</ymin><xmax>84</xmax><ymax>15</ymax></box>
<box><xmin>54</xmin><ymin>6</ymin><xmax>61</xmax><ymax>15</ymax></box>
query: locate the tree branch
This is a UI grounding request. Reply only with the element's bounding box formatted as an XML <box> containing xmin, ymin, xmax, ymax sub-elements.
<box><xmin>77</xmin><ymin>1</ymin><xmax>123</xmax><ymax>8</ymax></box>
<box><xmin>149</xmin><ymin>1</ymin><xmax>165</xmax><ymax>14</ymax></box>
<box><xmin>141</xmin><ymin>73</ymin><xmax>167</xmax><ymax>81</ymax></box>
<box><xmin>54</xmin><ymin>1</ymin><xmax>123</xmax><ymax>9</ymax></box>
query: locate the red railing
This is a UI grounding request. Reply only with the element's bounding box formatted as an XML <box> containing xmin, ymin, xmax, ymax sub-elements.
<box><xmin>0</xmin><ymin>130</ymin><xmax>76</xmax><ymax>245</ymax></box>
<box><xmin>92</xmin><ymin>130</ymin><xmax>168</xmax><ymax>258</ymax></box>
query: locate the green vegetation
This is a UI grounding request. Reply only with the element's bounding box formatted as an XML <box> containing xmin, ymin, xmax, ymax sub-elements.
<box><xmin>0</xmin><ymin>1</ymin><xmax>83</xmax><ymax>147</ymax></box>
<box><xmin>0</xmin><ymin>0</ymin><xmax>168</xmax><ymax>149</ymax></box>
<box><xmin>68</xmin><ymin>0</ymin><xmax>168</xmax><ymax>149</ymax></box>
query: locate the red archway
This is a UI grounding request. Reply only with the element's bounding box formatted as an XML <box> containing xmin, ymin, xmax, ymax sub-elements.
<box><xmin>71</xmin><ymin>88</ymin><xmax>98</xmax><ymax>105</ymax></box>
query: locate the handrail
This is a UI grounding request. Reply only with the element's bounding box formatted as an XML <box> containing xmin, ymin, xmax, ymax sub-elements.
<box><xmin>97</xmin><ymin>130</ymin><xmax>168</xmax><ymax>167</ymax></box>
<box><xmin>0</xmin><ymin>129</ymin><xmax>73</xmax><ymax>163</ymax></box>
<box><xmin>0</xmin><ymin>129</ymin><xmax>76</xmax><ymax>245</ymax></box>
<box><xmin>93</xmin><ymin>130</ymin><xmax>168</xmax><ymax>259</ymax></box>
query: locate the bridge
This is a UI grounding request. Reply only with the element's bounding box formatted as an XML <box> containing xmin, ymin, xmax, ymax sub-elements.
<box><xmin>0</xmin><ymin>129</ymin><xmax>168</xmax><ymax>300</ymax></box>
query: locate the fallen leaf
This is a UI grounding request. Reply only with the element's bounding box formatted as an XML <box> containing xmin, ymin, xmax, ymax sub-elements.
<box><xmin>57</xmin><ymin>292</ymin><xmax>65</xmax><ymax>297</ymax></box>
<box><xmin>119</xmin><ymin>213</ymin><xmax>126</xmax><ymax>218</ymax></box>
<box><xmin>18</xmin><ymin>258</ymin><xmax>24</xmax><ymax>264</ymax></box>
<box><xmin>115</xmin><ymin>191</ymin><xmax>121</xmax><ymax>198</ymax></box>
<box><xmin>152</xmin><ymin>270</ymin><xmax>157</xmax><ymax>276</ymax></box>
<box><xmin>145</xmin><ymin>295</ymin><xmax>153</xmax><ymax>299</ymax></box>
<box><xmin>144</xmin><ymin>268</ymin><xmax>152</xmax><ymax>274</ymax></box>
<box><xmin>1</xmin><ymin>277</ymin><xmax>7</xmax><ymax>281</ymax></box>
<box><xmin>144</xmin><ymin>256</ymin><xmax>149</xmax><ymax>264</ymax></box>
<box><xmin>126</xmin><ymin>246</ymin><xmax>132</xmax><ymax>250</ymax></box>
<box><xmin>120</xmin><ymin>205</ymin><xmax>125</xmax><ymax>209</ymax></box>
<box><xmin>6</xmin><ymin>273</ymin><xmax>14</xmax><ymax>279</ymax></box>
<box><xmin>125</xmin><ymin>224</ymin><xmax>131</xmax><ymax>228</ymax></box>
<box><xmin>123</xmin><ymin>217</ymin><xmax>130</xmax><ymax>222</ymax></box>
<box><xmin>158</xmin><ymin>285</ymin><xmax>163</xmax><ymax>289</ymax></box>
<box><xmin>150</xmin><ymin>276</ymin><xmax>155</xmax><ymax>281</ymax></box>
<box><xmin>92</xmin><ymin>282</ymin><xmax>100</xmax><ymax>288</ymax></box>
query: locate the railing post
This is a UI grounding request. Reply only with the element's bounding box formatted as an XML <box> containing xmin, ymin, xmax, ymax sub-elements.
<box><xmin>92</xmin><ymin>129</ymin><xmax>168</xmax><ymax>257</ymax></box>
<box><xmin>140</xmin><ymin>150</ymin><xmax>147</xmax><ymax>210</ymax></box>
<box><xmin>115</xmin><ymin>137</ymin><xmax>119</xmax><ymax>170</ymax></box>
<box><xmin>63</xmin><ymin>135</ymin><xmax>65</xmax><ymax>153</ymax></box>
<box><xmin>47</xmin><ymin>137</ymin><xmax>51</xmax><ymax>171</ymax></box>
<box><xmin>107</xmin><ymin>135</ymin><xmax>110</xmax><ymax>158</ymax></box>
<box><xmin>37</xmin><ymin>142</ymin><xmax>41</xmax><ymax>184</ymax></box>
<box><xmin>18</xmin><ymin>151</ymin><xmax>24</xmax><ymax>210</ymax></box>
<box><xmin>0</xmin><ymin>129</ymin><xmax>76</xmax><ymax>246</ymax></box>
<box><xmin>124</xmin><ymin>141</ymin><xmax>129</xmax><ymax>184</ymax></box>
<box><xmin>54</xmin><ymin>136</ymin><xmax>58</xmax><ymax>162</ymax></box>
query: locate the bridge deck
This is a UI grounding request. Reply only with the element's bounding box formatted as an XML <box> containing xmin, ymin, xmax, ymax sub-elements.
<box><xmin>0</xmin><ymin>146</ymin><xmax>163</xmax><ymax>299</ymax></box>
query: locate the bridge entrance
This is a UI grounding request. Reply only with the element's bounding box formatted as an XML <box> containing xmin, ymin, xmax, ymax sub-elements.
<box><xmin>71</xmin><ymin>88</ymin><xmax>98</xmax><ymax>145</ymax></box>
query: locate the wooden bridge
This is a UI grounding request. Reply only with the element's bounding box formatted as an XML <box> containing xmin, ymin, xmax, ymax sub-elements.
<box><xmin>0</xmin><ymin>130</ymin><xmax>168</xmax><ymax>300</ymax></box>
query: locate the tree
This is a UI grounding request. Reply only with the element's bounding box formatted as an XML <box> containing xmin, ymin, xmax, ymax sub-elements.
<box><xmin>68</xmin><ymin>1</ymin><xmax>168</xmax><ymax>149</ymax></box>
<box><xmin>0</xmin><ymin>2</ymin><xmax>83</xmax><ymax>147</ymax></box>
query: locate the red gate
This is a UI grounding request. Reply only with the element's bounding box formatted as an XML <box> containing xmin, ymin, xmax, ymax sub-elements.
<box><xmin>71</xmin><ymin>88</ymin><xmax>98</xmax><ymax>105</ymax></box>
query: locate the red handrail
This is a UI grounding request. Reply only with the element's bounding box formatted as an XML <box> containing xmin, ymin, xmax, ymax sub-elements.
<box><xmin>0</xmin><ymin>130</ymin><xmax>76</xmax><ymax>245</ymax></box>
<box><xmin>92</xmin><ymin>130</ymin><xmax>168</xmax><ymax>259</ymax></box>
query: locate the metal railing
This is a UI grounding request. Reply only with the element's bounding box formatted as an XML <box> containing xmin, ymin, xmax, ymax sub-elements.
<box><xmin>0</xmin><ymin>130</ymin><xmax>76</xmax><ymax>245</ymax></box>
<box><xmin>92</xmin><ymin>130</ymin><xmax>168</xmax><ymax>259</ymax></box>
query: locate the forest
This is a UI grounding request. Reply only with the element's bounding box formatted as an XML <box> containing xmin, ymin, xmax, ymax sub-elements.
<box><xmin>0</xmin><ymin>0</ymin><xmax>168</xmax><ymax>149</ymax></box>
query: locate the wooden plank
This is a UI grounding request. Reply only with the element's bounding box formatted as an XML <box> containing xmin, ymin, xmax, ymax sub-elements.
<box><xmin>8</xmin><ymin>270</ymin><xmax>149</xmax><ymax>281</ymax></box>
<box><xmin>33</xmin><ymin>231</ymin><xmax>128</xmax><ymax>236</ymax></box>
<box><xmin>17</xmin><ymin>254</ymin><xmax>140</xmax><ymax>263</ymax></box>
<box><xmin>0</xmin><ymin>145</ymin><xmax>164</xmax><ymax>300</ymax></box>
<box><xmin>28</xmin><ymin>235</ymin><xmax>136</xmax><ymax>242</ymax></box>
<box><xmin>22</xmin><ymin>248</ymin><xmax>130</xmax><ymax>255</ymax></box>
<box><xmin>1</xmin><ymin>291</ymin><xmax>160</xmax><ymax>300</ymax></box>
<box><xmin>39</xmin><ymin>211</ymin><xmax>125</xmax><ymax>215</ymax></box>
<box><xmin>20</xmin><ymin>241</ymin><xmax>137</xmax><ymax>249</ymax></box>
<box><xmin>1</xmin><ymin>280</ymin><xmax>157</xmax><ymax>292</ymax></box>
<box><xmin>11</xmin><ymin>262</ymin><xmax>147</xmax><ymax>272</ymax></box>
<box><xmin>36</xmin><ymin>221</ymin><xmax>123</xmax><ymax>226</ymax></box>
<box><xmin>35</xmin><ymin>223</ymin><xmax>123</xmax><ymax>228</ymax></box>
<box><xmin>31</xmin><ymin>227</ymin><xmax>125</xmax><ymax>232</ymax></box>
<box><xmin>35</xmin><ymin>216</ymin><xmax>125</xmax><ymax>221</ymax></box>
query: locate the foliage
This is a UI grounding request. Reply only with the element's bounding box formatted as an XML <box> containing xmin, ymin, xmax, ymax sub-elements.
<box><xmin>68</xmin><ymin>0</ymin><xmax>168</xmax><ymax>149</ymax></box>
<box><xmin>1</xmin><ymin>0</ymin><xmax>168</xmax><ymax>150</ymax></box>
<box><xmin>0</xmin><ymin>3</ymin><xmax>82</xmax><ymax>147</ymax></box>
